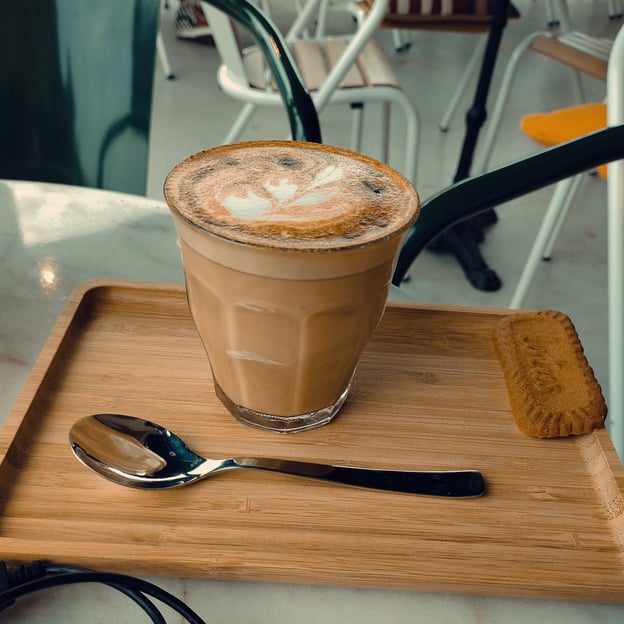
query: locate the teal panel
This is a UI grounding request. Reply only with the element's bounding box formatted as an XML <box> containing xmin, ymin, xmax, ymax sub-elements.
<box><xmin>0</xmin><ymin>0</ymin><xmax>159</xmax><ymax>195</ymax></box>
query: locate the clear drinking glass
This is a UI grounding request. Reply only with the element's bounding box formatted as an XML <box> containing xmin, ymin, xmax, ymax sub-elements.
<box><xmin>164</xmin><ymin>141</ymin><xmax>419</xmax><ymax>433</ymax></box>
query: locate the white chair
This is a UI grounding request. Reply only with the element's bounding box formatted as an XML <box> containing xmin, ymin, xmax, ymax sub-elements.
<box><xmin>473</xmin><ymin>0</ymin><xmax>613</xmax><ymax>174</ymax></box>
<box><xmin>313</xmin><ymin>1</ymin><xmax>518</xmax><ymax>132</ymax></box>
<box><xmin>307</xmin><ymin>0</ymin><xmax>498</xmax><ymax>134</ymax></box>
<box><xmin>200</xmin><ymin>0</ymin><xmax>419</xmax><ymax>183</ymax></box>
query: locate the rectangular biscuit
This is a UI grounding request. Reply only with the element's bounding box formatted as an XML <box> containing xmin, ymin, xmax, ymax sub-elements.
<box><xmin>493</xmin><ymin>310</ymin><xmax>607</xmax><ymax>438</ymax></box>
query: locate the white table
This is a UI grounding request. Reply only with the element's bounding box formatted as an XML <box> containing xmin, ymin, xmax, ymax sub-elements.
<box><xmin>1</xmin><ymin>179</ymin><xmax>623</xmax><ymax>622</ymax></box>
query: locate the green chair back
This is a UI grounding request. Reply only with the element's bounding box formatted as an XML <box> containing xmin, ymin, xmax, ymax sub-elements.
<box><xmin>393</xmin><ymin>125</ymin><xmax>624</xmax><ymax>283</ymax></box>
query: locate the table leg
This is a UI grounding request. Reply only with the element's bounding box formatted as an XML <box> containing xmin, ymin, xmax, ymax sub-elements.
<box><xmin>426</xmin><ymin>0</ymin><xmax>511</xmax><ymax>292</ymax></box>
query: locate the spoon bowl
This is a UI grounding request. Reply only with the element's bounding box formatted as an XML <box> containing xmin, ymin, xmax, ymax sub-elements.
<box><xmin>69</xmin><ymin>414</ymin><xmax>486</xmax><ymax>497</ymax></box>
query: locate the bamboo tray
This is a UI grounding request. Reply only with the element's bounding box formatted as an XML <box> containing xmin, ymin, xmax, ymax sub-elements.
<box><xmin>1</xmin><ymin>279</ymin><xmax>624</xmax><ymax>603</ymax></box>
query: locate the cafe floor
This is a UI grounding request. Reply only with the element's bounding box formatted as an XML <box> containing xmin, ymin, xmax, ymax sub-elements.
<box><xmin>149</xmin><ymin>0</ymin><xmax>621</xmax><ymax>407</ymax></box>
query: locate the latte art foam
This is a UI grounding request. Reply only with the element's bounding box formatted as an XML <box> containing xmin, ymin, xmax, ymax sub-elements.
<box><xmin>164</xmin><ymin>141</ymin><xmax>419</xmax><ymax>249</ymax></box>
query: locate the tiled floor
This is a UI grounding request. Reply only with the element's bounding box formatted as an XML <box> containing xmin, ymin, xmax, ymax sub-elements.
<box><xmin>149</xmin><ymin>1</ymin><xmax>621</xmax><ymax>410</ymax></box>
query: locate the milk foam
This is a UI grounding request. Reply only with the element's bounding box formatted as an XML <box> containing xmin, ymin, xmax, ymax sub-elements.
<box><xmin>164</xmin><ymin>141</ymin><xmax>419</xmax><ymax>249</ymax></box>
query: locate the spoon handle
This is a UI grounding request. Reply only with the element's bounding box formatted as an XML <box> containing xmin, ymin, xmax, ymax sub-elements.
<box><xmin>234</xmin><ymin>459</ymin><xmax>485</xmax><ymax>497</ymax></box>
<box><xmin>321</xmin><ymin>466</ymin><xmax>485</xmax><ymax>497</ymax></box>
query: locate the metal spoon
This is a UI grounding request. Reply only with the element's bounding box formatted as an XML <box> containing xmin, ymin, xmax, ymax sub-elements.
<box><xmin>69</xmin><ymin>414</ymin><xmax>485</xmax><ymax>497</ymax></box>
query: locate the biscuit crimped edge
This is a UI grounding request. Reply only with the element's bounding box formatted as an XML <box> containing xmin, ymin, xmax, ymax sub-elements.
<box><xmin>493</xmin><ymin>310</ymin><xmax>607</xmax><ymax>438</ymax></box>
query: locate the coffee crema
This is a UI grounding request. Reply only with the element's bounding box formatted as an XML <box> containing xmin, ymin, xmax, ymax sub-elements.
<box><xmin>164</xmin><ymin>140</ymin><xmax>419</xmax><ymax>250</ymax></box>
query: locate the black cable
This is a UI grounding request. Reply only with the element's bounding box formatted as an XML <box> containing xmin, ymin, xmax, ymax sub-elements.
<box><xmin>0</xmin><ymin>562</ymin><xmax>207</xmax><ymax>624</ymax></box>
<box><xmin>0</xmin><ymin>562</ymin><xmax>163</xmax><ymax>621</ymax></box>
<box><xmin>44</xmin><ymin>565</ymin><xmax>167</xmax><ymax>624</ymax></box>
<box><xmin>0</xmin><ymin>570</ymin><xmax>205</xmax><ymax>623</ymax></box>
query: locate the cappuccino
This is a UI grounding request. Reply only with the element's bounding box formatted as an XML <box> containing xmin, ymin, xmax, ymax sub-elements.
<box><xmin>165</xmin><ymin>141</ymin><xmax>419</xmax><ymax>432</ymax></box>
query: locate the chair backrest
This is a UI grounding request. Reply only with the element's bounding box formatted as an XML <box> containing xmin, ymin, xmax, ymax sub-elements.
<box><xmin>0</xmin><ymin>0</ymin><xmax>159</xmax><ymax>196</ymax></box>
<box><xmin>528</xmin><ymin>0</ymin><xmax>612</xmax><ymax>82</ymax></box>
<box><xmin>356</xmin><ymin>0</ymin><xmax>520</xmax><ymax>33</ymax></box>
<box><xmin>531</xmin><ymin>31</ymin><xmax>612</xmax><ymax>81</ymax></box>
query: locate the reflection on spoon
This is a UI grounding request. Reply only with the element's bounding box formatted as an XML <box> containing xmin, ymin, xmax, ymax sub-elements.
<box><xmin>69</xmin><ymin>414</ymin><xmax>486</xmax><ymax>497</ymax></box>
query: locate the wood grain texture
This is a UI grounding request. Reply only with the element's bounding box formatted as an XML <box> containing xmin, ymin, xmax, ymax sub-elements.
<box><xmin>531</xmin><ymin>36</ymin><xmax>608</xmax><ymax>81</ymax></box>
<box><xmin>1</xmin><ymin>279</ymin><xmax>623</xmax><ymax>602</ymax></box>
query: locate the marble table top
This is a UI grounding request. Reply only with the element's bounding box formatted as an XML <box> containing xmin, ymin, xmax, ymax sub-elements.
<box><xmin>1</xmin><ymin>179</ymin><xmax>622</xmax><ymax>622</ymax></box>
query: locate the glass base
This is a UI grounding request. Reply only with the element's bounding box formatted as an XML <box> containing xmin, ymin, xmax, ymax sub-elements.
<box><xmin>214</xmin><ymin>379</ymin><xmax>350</xmax><ymax>433</ymax></box>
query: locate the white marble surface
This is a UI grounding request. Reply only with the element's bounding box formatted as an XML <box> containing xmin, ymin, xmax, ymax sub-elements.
<box><xmin>1</xmin><ymin>179</ymin><xmax>624</xmax><ymax>622</ymax></box>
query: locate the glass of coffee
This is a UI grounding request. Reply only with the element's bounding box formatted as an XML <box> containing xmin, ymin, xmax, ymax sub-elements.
<box><xmin>164</xmin><ymin>141</ymin><xmax>419</xmax><ymax>433</ymax></box>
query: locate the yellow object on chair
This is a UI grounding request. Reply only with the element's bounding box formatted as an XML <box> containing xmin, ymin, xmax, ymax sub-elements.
<box><xmin>520</xmin><ymin>102</ymin><xmax>608</xmax><ymax>179</ymax></box>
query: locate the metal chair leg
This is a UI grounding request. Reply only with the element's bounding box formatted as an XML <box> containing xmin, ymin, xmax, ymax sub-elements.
<box><xmin>349</xmin><ymin>102</ymin><xmax>364</xmax><ymax>152</ymax></box>
<box><xmin>542</xmin><ymin>174</ymin><xmax>583</xmax><ymax>259</ymax></box>
<box><xmin>157</xmin><ymin>30</ymin><xmax>175</xmax><ymax>80</ymax></box>
<box><xmin>439</xmin><ymin>37</ymin><xmax>487</xmax><ymax>132</ymax></box>
<box><xmin>608</xmin><ymin>0</ymin><xmax>623</xmax><ymax>19</ymax></box>
<box><xmin>380</xmin><ymin>101</ymin><xmax>390</xmax><ymax>164</ymax></box>
<box><xmin>509</xmin><ymin>175</ymin><xmax>581</xmax><ymax>309</ymax></box>
<box><xmin>223</xmin><ymin>102</ymin><xmax>257</xmax><ymax>144</ymax></box>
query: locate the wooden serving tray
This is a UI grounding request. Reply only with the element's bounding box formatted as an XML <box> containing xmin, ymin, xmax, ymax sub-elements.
<box><xmin>1</xmin><ymin>279</ymin><xmax>624</xmax><ymax>602</ymax></box>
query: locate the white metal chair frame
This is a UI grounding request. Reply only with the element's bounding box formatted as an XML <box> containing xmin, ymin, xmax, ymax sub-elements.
<box><xmin>157</xmin><ymin>30</ymin><xmax>175</xmax><ymax>79</ymax></box>
<box><xmin>157</xmin><ymin>1</ymin><xmax>175</xmax><ymax>79</ymax></box>
<box><xmin>201</xmin><ymin>0</ymin><xmax>419</xmax><ymax>183</ymax></box>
